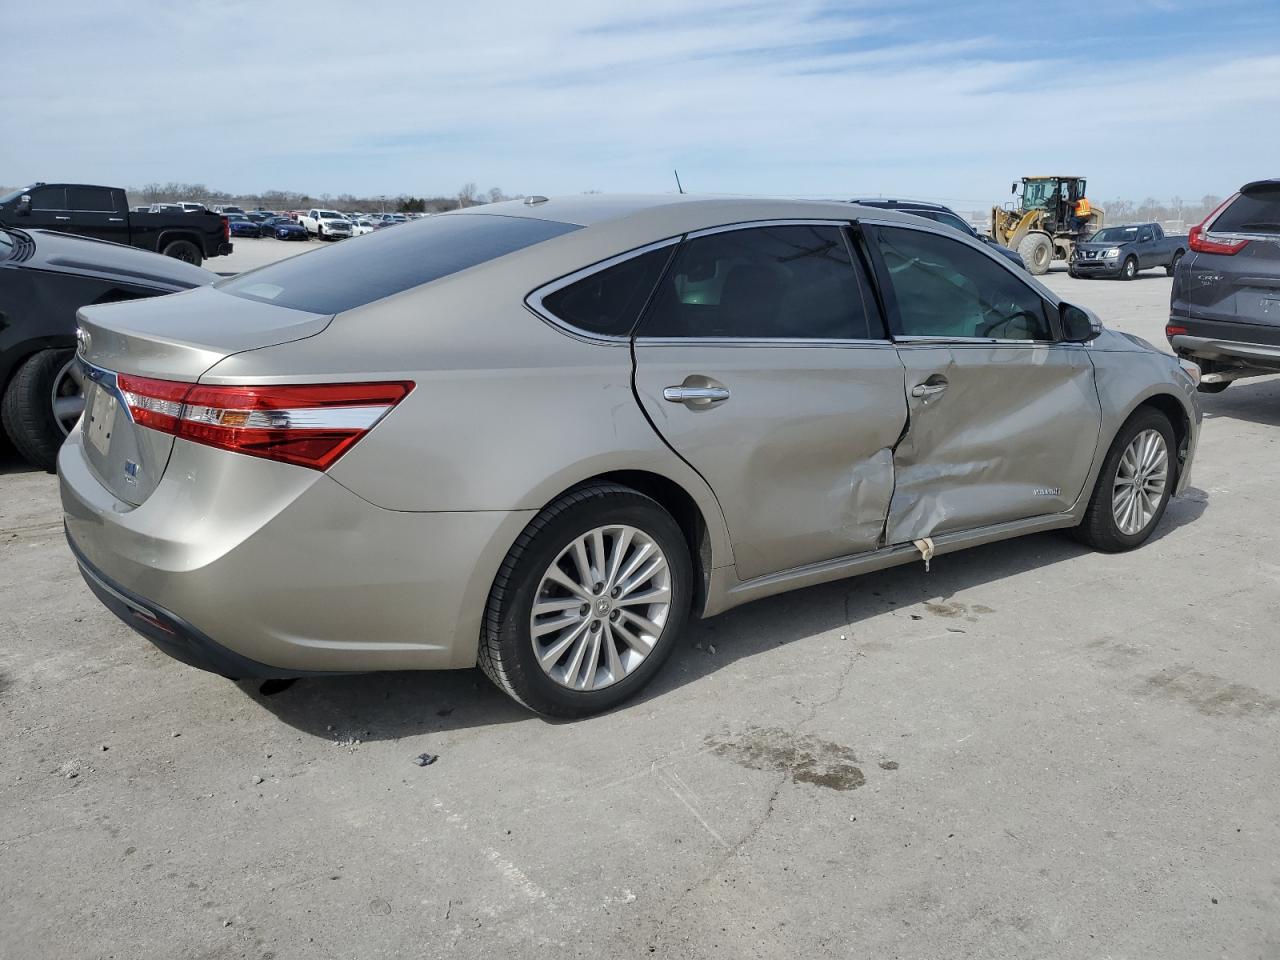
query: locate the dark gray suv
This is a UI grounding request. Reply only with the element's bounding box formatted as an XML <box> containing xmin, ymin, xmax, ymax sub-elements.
<box><xmin>1168</xmin><ymin>180</ymin><xmax>1280</xmax><ymax>392</ymax></box>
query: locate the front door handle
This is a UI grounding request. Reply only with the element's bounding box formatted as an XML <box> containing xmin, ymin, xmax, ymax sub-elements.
<box><xmin>910</xmin><ymin>380</ymin><xmax>948</xmax><ymax>399</ymax></box>
<box><xmin>55</xmin><ymin>215</ymin><xmax>71</xmax><ymax>221</ymax></box>
<box><xmin>108</xmin><ymin>217</ymin><xmax>124</xmax><ymax>222</ymax></box>
<box><xmin>663</xmin><ymin>385</ymin><xmax>730</xmax><ymax>404</ymax></box>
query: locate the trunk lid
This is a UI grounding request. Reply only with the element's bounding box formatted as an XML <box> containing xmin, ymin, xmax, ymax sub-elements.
<box><xmin>75</xmin><ymin>285</ymin><xmax>331</xmax><ymax>505</ymax></box>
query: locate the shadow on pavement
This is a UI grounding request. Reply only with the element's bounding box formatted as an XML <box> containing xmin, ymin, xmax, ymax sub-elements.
<box><xmin>244</xmin><ymin>489</ymin><xmax>1208</xmax><ymax>739</ymax></box>
<box><xmin>1199</xmin><ymin>377</ymin><xmax>1280</xmax><ymax>428</ymax></box>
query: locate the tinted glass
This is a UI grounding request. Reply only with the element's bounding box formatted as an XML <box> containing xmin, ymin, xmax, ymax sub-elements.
<box><xmin>222</xmin><ymin>213</ymin><xmax>580</xmax><ymax>314</ymax></box>
<box><xmin>638</xmin><ymin>225</ymin><xmax>874</xmax><ymax>339</ymax></box>
<box><xmin>67</xmin><ymin>187</ymin><xmax>117</xmax><ymax>212</ymax></box>
<box><xmin>876</xmin><ymin>226</ymin><xmax>1051</xmax><ymax>340</ymax></box>
<box><xmin>1213</xmin><ymin>186</ymin><xmax>1280</xmax><ymax>233</ymax></box>
<box><xmin>541</xmin><ymin>246</ymin><xmax>673</xmax><ymax>337</ymax></box>
<box><xmin>30</xmin><ymin>187</ymin><xmax>68</xmax><ymax>211</ymax></box>
<box><xmin>921</xmin><ymin>210</ymin><xmax>974</xmax><ymax>235</ymax></box>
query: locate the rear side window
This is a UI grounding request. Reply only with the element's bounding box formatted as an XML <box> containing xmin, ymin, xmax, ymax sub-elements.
<box><xmin>221</xmin><ymin>214</ymin><xmax>580</xmax><ymax>314</ymax></box>
<box><xmin>1213</xmin><ymin>185</ymin><xmax>1280</xmax><ymax>233</ymax></box>
<box><xmin>67</xmin><ymin>187</ymin><xmax>117</xmax><ymax>212</ymax></box>
<box><xmin>638</xmin><ymin>224</ymin><xmax>877</xmax><ymax>339</ymax></box>
<box><xmin>539</xmin><ymin>246</ymin><xmax>673</xmax><ymax>337</ymax></box>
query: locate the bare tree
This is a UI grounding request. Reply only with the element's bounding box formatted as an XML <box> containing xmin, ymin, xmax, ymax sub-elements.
<box><xmin>458</xmin><ymin>182</ymin><xmax>478</xmax><ymax>208</ymax></box>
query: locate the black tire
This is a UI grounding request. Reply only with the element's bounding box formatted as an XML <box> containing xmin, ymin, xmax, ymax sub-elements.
<box><xmin>478</xmin><ymin>483</ymin><xmax>693</xmax><ymax>718</ymax></box>
<box><xmin>1017</xmin><ymin>233</ymin><xmax>1053</xmax><ymax>275</ymax></box>
<box><xmin>1197</xmin><ymin>380</ymin><xmax>1231</xmax><ymax>394</ymax></box>
<box><xmin>1073</xmin><ymin>408</ymin><xmax>1177</xmax><ymax>552</ymax></box>
<box><xmin>162</xmin><ymin>239</ymin><xmax>202</xmax><ymax>266</ymax></box>
<box><xmin>1</xmin><ymin>349</ymin><xmax>78</xmax><ymax>472</ymax></box>
<box><xmin>1121</xmin><ymin>256</ymin><xmax>1138</xmax><ymax>280</ymax></box>
<box><xmin>1166</xmin><ymin>250</ymin><xmax>1184</xmax><ymax>276</ymax></box>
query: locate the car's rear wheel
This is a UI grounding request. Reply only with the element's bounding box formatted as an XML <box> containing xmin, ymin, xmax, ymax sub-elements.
<box><xmin>1074</xmin><ymin>409</ymin><xmax>1176</xmax><ymax>552</ymax></box>
<box><xmin>1122</xmin><ymin>256</ymin><xmax>1138</xmax><ymax>280</ymax></box>
<box><xmin>478</xmin><ymin>484</ymin><xmax>692</xmax><ymax>718</ymax></box>
<box><xmin>1</xmin><ymin>349</ymin><xmax>83</xmax><ymax>472</ymax></box>
<box><xmin>161</xmin><ymin>239</ymin><xmax>202</xmax><ymax>266</ymax></box>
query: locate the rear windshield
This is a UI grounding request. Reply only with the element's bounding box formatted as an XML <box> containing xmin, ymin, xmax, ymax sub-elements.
<box><xmin>1214</xmin><ymin>186</ymin><xmax>1280</xmax><ymax>234</ymax></box>
<box><xmin>220</xmin><ymin>213</ymin><xmax>581</xmax><ymax>313</ymax></box>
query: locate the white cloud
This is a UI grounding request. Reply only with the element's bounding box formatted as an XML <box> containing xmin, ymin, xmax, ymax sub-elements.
<box><xmin>1</xmin><ymin>0</ymin><xmax>1276</xmax><ymax>205</ymax></box>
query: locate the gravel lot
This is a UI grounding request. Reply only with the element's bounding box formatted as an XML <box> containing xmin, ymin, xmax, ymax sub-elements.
<box><xmin>2</xmin><ymin>251</ymin><xmax>1278</xmax><ymax>960</ymax></box>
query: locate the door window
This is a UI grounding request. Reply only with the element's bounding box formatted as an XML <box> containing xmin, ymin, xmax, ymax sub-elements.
<box><xmin>875</xmin><ymin>226</ymin><xmax>1052</xmax><ymax>341</ymax></box>
<box><xmin>29</xmin><ymin>187</ymin><xmax>68</xmax><ymax>211</ymax></box>
<box><xmin>637</xmin><ymin>224</ymin><xmax>877</xmax><ymax>340</ymax></box>
<box><xmin>67</xmin><ymin>187</ymin><xmax>117</xmax><ymax>212</ymax></box>
<box><xmin>539</xmin><ymin>245</ymin><xmax>673</xmax><ymax>337</ymax></box>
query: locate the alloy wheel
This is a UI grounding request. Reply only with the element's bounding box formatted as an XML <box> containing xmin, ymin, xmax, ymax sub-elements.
<box><xmin>51</xmin><ymin>357</ymin><xmax>85</xmax><ymax>436</ymax></box>
<box><xmin>1112</xmin><ymin>428</ymin><xmax>1168</xmax><ymax>535</ymax></box>
<box><xmin>529</xmin><ymin>524</ymin><xmax>672</xmax><ymax>692</ymax></box>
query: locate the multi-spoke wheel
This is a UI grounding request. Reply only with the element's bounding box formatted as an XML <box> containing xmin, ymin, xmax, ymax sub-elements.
<box><xmin>479</xmin><ymin>484</ymin><xmax>692</xmax><ymax>717</ymax></box>
<box><xmin>2</xmin><ymin>348</ymin><xmax>83</xmax><ymax>472</ymax></box>
<box><xmin>1111</xmin><ymin>429</ymin><xmax>1168</xmax><ymax>536</ymax></box>
<box><xmin>1075</xmin><ymin>409</ymin><xmax>1177</xmax><ymax>551</ymax></box>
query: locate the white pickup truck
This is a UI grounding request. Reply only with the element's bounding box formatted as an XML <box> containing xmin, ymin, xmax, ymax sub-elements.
<box><xmin>299</xmin><ymin>208</ymin><xmax>353</xmax><ymax>241</ymax></box>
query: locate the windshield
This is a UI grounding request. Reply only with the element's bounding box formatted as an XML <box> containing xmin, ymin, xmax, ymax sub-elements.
<box><xmin>318</xmin><ymin>211</ymin><xmax>342</xmax><ymax>219</ymax></box>
<box><xmin>1021</xmin><ymin>180</ymin><xmax>1058</xmax><ymax>210</ymax></box>
<box><xmin>1089</xmin><ymin>226</ymin><xmax>1141</xmax><ymax>243</ymax></box>
<box><xmin>0</xmin><ymin>185</ymin><xmax>35</xmax><ymax>205</ymax></box>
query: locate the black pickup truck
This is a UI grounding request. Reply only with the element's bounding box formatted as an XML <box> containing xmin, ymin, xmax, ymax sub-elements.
<box><xmin>0</xmin><ymin>183</ymin><xmax>232</xmax><ymax>267</ymax></box>
<box><xmin>1069</xmin><ymin>222</ymin><xmax>1187</xmax><ymax>280</ymax></box>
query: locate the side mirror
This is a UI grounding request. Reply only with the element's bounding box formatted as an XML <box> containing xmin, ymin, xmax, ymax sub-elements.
<box><xmin>15</xmin><ymin>195</ymin><xmax>31</xmax><ymax>217</ymax></box>
<box><xmin>1061</xmin><ymin>303</ymin><xmax>1102</xmax><ymax>343</ymax></box>
<box><xmin>1011</xmin><ymin>182</ymin><xmax>1018</xmax><ymax>194</ymax></box>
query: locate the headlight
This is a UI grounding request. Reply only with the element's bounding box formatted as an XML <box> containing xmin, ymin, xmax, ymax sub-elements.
<box><xmin>1177</xmin><ymin>358</ymin><xmax>1201</xmax><ymax>386</ymax></box>
<box><xmin>1105</xmin><ymin>248</ymin><xmax>1120</xmax><ymax>258</ymax></box>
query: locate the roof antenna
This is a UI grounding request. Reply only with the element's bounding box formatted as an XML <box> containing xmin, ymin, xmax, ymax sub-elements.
<box><xmin>673</xmin><ymin>169</ymin><xmax>685</xmax><ymax>195</ymax></box>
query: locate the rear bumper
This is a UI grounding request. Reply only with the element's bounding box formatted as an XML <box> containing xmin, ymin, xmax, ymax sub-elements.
<box><xmin>58</xmin><ymin>426</ymin><xmax>534</xmax><ymax>675</ymax></box>
<box><xmin>1168</xmin><ymin>317</ymin><xmax>1280</xmax><ymax>371</ymax></box>
<box><xmin>68</xmin><ymin>531</ymin><xmax>310</xmax><ymax>679</ymax></box>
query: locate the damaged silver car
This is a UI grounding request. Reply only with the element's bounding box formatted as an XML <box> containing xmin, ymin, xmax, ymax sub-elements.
<box><xmin>60</xmin><ymin>195</ymin><xmax>1201</xmax><ymax>717</ymax></box>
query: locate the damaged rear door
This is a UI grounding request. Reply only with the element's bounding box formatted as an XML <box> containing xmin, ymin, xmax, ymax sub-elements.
<box><xmin>631</xmin><ymin>222</ymin><xmax>907</xmax><ymax>581</ymax></box>
<box><xmin>866</xmin><ymin>223</ymin><xmax>1102</xmax><ymax>545</ymax></box>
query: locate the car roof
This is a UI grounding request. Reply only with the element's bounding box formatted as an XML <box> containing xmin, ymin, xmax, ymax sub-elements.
<box><xmin>848</xmin><ymin>198</ymin><xmax>954</xmax><ymax>214</ymax></box>
<box><xmin>448</xmin><ymin>193</ymin><xmax>932</xmax><ymax>232</ymax></box>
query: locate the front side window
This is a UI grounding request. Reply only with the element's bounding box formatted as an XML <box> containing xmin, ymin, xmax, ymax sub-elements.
<box><xmin>638</xmin><ymin>224</ymin><xmax>876</xmax><ymax>340</ymax></box>
<box><xmin>30</xmin><ymin>187</ymin><xmax>68</xmax><ymax>211</ymax></box>
<box><xmin>875</xmin><ymin>226</ymin><xmax>1052</xmax><ymax>341</ymax></box>
<box><xmin>539</xmin><ymin>245</ymin><xmax>673</xmax><ymax>337</ymax></box>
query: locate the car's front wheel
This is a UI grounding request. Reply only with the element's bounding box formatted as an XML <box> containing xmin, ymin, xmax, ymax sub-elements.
<box><xmin>1121</xmin><ymin>256</ymin><xmax>1138</xmax><ymax>280</ymax></box>
<box><xmin>479</xmin><ymin>484</ymin><xmax>692</xmax><ymax>717</ymax></box>
<box><xmin>1074</xmin><ymin>409</ymin><xmax>1176</xmax><ymax>552</ymax></box>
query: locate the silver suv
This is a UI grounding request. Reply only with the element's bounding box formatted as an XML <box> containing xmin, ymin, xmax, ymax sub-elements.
<box><xmin>60</xmin><ymin>196</ymin><xmax>1201</xmax><ymax>716</ymax></box>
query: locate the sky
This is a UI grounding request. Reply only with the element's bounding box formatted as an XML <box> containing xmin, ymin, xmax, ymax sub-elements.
<box><xmin>3</xmin><ymin>0</ymin><xmax>1277</xmax><ymax>207</ymax></box>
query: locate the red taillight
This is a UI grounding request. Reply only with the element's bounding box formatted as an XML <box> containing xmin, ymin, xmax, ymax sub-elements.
<box><xmin>116</xmin><ymin>378</ymin><xmax>414</xmax><ymax>471</ymax></box>
<box><xmin>1188</xmin><ymin>194</ymin><xmax>1249</xmax><ymax>255</ymax></box>
<box><xmin>221</xmin><ymin>215</ymin><xmax>230</xmax><ymax>243</ymax></box>
<box><xmin>1166</xmin><ymin>324</ymin><xmax>1188</xmax><ymax>337</ymax></box>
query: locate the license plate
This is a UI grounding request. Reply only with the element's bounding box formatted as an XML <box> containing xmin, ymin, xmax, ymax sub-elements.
<box><xmin>86</xmin><ymin>386</ymin><xmax>117</xmax><ymax>456</ymax></box>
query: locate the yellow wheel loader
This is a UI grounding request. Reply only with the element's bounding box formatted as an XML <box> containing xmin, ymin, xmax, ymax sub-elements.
<box><xmin>991</xmin><ymin>176</ymin><xmax>1102</xmax><ymax>275</ymax></box>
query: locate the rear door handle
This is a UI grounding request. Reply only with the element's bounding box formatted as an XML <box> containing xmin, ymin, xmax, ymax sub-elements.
<box><xmin>910</xmin><ymin>381</ymin><xmax>948</xmax><ymax>399</ymax></box>
<box><xmin>663</xmin><ymin>386</ymin><xmax>730</xmax><ymax>404</ymax></box>
<box><xmin>108</xmin><ymin>217</ymin><xmax>123</xmax><ymax>222</ymax></box>
<box><xmin>55</xmin><ymin>215</ymin><xmax>71</xmax><ymax>221</ymax></box>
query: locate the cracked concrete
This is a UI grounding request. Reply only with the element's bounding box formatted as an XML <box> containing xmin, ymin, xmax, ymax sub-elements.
<box><xmin>2</xmin><ymin>268</ymin><xmax>1280</xmax><ymax>959</ymax></box>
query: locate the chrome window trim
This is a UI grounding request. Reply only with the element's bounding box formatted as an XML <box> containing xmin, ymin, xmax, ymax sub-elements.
<box><xmin>684</xmin><ymin>218</ymin><xmax>856</xmax><ymax>239</ymax></box>
<box><xmin>894</xmin><ymin>335</ymin><xmax>1062</xmax><ymax>347</ymax></box>
<box><xmin>525</xmin><ymin>236</ymin><xmax>683</xmax><ymax>344</ymax></box>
